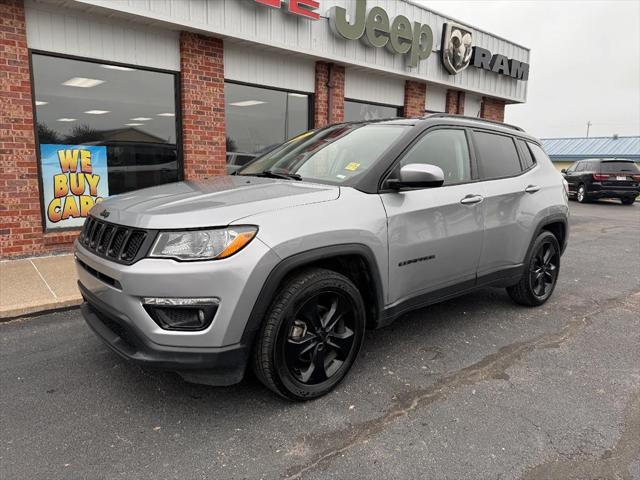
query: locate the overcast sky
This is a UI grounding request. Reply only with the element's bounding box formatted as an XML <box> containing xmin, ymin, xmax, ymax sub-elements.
<box><xmin>418</xmin><ymin>0</ymin><xmax>640</xmax><ymax>139</ymax></box>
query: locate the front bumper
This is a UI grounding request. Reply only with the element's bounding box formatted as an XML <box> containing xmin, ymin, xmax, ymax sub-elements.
<box><xmin>75</xmin><ymin>236</ymin><xmax>280</xmax><ymax>384</ymax></box>
<box><xmin>80</xmin><ymin>283</ymin><xmax>248</xmax><ymax>385</ymax></box>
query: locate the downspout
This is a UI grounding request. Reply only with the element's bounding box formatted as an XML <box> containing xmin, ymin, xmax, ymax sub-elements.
<box><xmin>327</xmin><ymin>62</ymin><xmax>335</xmax><ymax>125</ymax></box>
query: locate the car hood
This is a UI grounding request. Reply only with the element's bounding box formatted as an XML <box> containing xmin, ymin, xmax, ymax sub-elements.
<box><xmin>90</xmin><ymin>176</ymin><xmax>340</xmax><ymax>229</ymax></box>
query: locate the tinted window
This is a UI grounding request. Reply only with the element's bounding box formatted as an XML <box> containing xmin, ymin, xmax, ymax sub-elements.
<box><xmin>599</xmin><ymin>161</ymin><xmax>640</xmax><ymax>173</ymax></box>
<box><xmin>31</xmin><ymin>53</ymin><xmax>179</xmax><ymax>230</ymax></box>
<box><xmin>474</xmin><ymin>131</ymin><xmax>521</xmax><ymax>178</ymax></box>
<box><xmin>239</xmin><ymin>124</ymin><xmax>408</xmax><ymax>184</ymax></box>
<box><xmin>517</xmin><ymin>139</ymin><xmax>535</xmax><ymax>169</ymax></box>
<box><xmin>225</xmin><ymin>83</ymin><xmax>309</xmax><ymax>164</ymax></box>
<box><xmin>528</xmin><ymin>143</ymin><xmax>555</xmax><ymax>170</ymax></box>
<box><xmin>344</xmin><ymin>100</ymin><xmax>400</xmax><ymax>121</ymax></box>
<box><xmin>400</xmin><ymin>129</ymin><xmax>471</xmax><ymax>184</ymax></box>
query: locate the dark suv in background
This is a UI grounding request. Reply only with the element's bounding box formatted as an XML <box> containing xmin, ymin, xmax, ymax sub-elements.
<box><xmin>562</xmin><ymin>158</ymin><xmax>640</xmax><ymax>205</ymax></box>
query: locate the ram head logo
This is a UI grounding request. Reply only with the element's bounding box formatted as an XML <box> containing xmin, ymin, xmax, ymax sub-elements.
<box><xmin>441</xmin><ymin>23</ymin><xmax>473</xmax><ymax>75</ymax></box>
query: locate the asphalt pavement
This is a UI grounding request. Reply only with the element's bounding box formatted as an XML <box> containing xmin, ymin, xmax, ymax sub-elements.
<box><xmin>1</xmin><ymin>200</ymin><xmax>639</xmax><ymax>480</ymax></box>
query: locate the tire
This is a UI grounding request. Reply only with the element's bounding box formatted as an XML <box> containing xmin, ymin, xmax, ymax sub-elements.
<box><xmin>507</xmin><ymin>231</ymin><xmax>561</xmax><ymax>307</ymax></box>
<box><xmin>621</xmin><ymin>197</ymin><xmax>635</xmax><ymax>205</ymax></box>
<box><xmin>252</xmin><ymin>268</ymin><xmax>366</xmax><ymax>401</ymax></box>
<box><xmin>576</xmin><ymin>184</ymin><xmax>588</xmax><ymax>203</ymax></box>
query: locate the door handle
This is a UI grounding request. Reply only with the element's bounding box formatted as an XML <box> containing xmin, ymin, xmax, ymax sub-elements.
<box><xmin>524</xmin><ymin>185</ymin><xmax>541</xmax><ymax>193</ymax></box>
<box><xmin>460</xmin><ymin>194</ymin><xmax>483</xmax><ymax>205</ymax></box>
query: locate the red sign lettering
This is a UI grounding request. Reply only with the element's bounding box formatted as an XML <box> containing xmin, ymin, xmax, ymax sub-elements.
<box><xmin>253</xmin><ymin>0</ymin><xmax>320</xmax><ymax>21</ymax></box>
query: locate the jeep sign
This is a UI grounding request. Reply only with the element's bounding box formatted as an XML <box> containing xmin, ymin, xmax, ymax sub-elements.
<box><xmin>329</xmin><ymin>0</ymin><xmax>433</xmax><ymax>68</ymax></box>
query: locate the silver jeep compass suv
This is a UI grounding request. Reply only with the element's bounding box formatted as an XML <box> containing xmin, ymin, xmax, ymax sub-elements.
<box><xmin>76</xmin><ymin>115</ymin><xmax>569</xmax><ymax>400</ymax></box>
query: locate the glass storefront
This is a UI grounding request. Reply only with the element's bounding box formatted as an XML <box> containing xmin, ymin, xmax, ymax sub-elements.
<box><xmin>225</xmin><ymin>82</ymin><xmax>310</xmax><ymax>169</ymax></box>
<box><xmin>31</xmin><ymin>53</ymin><xmax>180</xmax><ymax>230</ymax></box>
<box><xmin>344</xmin><ymin>100</ymin><xmax>401</xmax><ymax>122</ymax></box>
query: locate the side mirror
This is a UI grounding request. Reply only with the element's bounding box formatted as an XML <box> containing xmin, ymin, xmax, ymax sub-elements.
<box><xmin>561</xmin><ymin>169</ymin><xmax>567</xmax><ymax>174</ymax></box>
<box><xmin>388</xmin><ymin>163</ymin><xmax>445</xmax><ymax>190</ymax></box>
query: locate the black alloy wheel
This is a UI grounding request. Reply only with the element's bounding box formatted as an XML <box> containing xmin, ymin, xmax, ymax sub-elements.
<box><xmin>507</xmin><ymin>231</ymin><xmax>561</xmax><ymax>306</ymax></box>
<box><xmin>529</xmin><ymin>239</ymin><xmax>559</xmax><ymax>300</ymax></box>
<box><xmin>283</xmin><ymin>291</ymin><xmax>356</xmax><ymax>385</ymax></box>
<box><xmin>252</xmin><ymin>268</ymin><xmax>366</xmax><ymax>400</ymax></box>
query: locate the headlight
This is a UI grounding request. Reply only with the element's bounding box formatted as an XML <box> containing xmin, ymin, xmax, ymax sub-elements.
<box><xmin>150</xmin><ymin>226</ymin><xmax>258</xmax><ymax>261</ymax></box>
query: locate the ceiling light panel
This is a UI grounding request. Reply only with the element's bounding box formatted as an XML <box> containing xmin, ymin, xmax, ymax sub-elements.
<box><xmin>62</xmin><ymin>77</ymin><xmax>104</xmax><ymax>88</ymax></box>
<box><xmin>84</xmin><ymin>110</ymin><xmax>110</xmax><ymax>115</ymax></box>
<box><xmin>229</xmin><ymin>100</ymin><xmax>266</xmax><ymax>107</ymax></box>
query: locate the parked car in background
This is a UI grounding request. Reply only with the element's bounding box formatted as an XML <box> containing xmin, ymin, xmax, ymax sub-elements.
<box><xmin>76</xmin><ymin>115</ymin><xmax>569</xmax><ymax>401</ymax></box>
<box><xmin>561</xmin><ymin>158</ymin><xmax>640</xmax><ymax>205</ymax></box>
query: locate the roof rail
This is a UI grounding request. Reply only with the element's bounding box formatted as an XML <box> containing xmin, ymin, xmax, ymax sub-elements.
<box><xmin>424</xmin><ymin>113</ymin><xmax>525</xmax><ymax>132</ymax></box>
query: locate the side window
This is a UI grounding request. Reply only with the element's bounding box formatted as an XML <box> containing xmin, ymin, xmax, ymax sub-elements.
<box><xmin>400</xmin><ymin>129</ymin><xmax>471</xmax><ymax>184</ymax></box>
<box><xmin>474</xmin><ymin>131</ymin><xmax>521</xmax><ymax>178</ymax></box>
<box><xmin>528</xmin><ymin>143</ymin><xmax>553</xmax><ymax>168</ymax></box>
<box><xmin>575</xmin><ymin>162</ymin><xmax>585</xmax><ymax>172</ymax></box>
<box><xmin>566</xmin><ymin>161</ymin><xmax>578</xmax><ymax>173</ymax></box>
<box><xmin>517</xmin><ymin>139</ymin><xmax>535</xmax><ymax>169</ymax></box>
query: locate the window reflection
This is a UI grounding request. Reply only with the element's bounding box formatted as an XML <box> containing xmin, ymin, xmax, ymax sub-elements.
<box><xmin>225</xmin><ymin>83</ymin><xmax>309</xmax><ymax>168</ymax></box>
<box><xmin>344</xmin><ymin>100</ymin><xmax>400</xmax><ymax>122</ymax></box>
<box><xmin>31</xmin><ymin>54</ymin><xmax>179</xmax><ymax>199</ymax></box>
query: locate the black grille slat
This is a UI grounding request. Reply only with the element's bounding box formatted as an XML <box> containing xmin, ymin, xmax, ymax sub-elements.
<box><xmin>90</xmin><ymin>222</ymin><xmax>104</xmax><ymax>249</ymax></box>
<box><xmin>109</xmin><ymin>228</ymin><xmax>128</xmax><ymax>258</ymax></box>
<box><xmin>121</xmin><ymin>231</ymin><xmax>146</xmax><ymax>261</ymax></box>
<box><xmin>97</xmin><ymin>225</ymin><xmax>114</xmax><ymax>253</ymax></box>
<box><xmin>79</xmin><ymin>216</ymin><xmax>151</xmax><ymax>265</ymax></box>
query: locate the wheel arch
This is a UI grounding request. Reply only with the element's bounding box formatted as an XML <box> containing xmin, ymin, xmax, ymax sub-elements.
<box><xmin>240</xmin><ymin>244</ymin><xmax>385</xmax><ymax>348</ymax></box>
<box><xmin>525</xmin><ymin>213</ymin><xmax>569</xmax><ymax>263</ymax></box>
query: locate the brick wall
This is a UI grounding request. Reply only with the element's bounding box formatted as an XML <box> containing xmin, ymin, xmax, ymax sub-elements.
<box><xmin>180</xmin><ymin>32</ymin><xmax>226</xmax><ymax>179</ymax></box>
<box><xmin>314</xmin><ymin>61</ymin><xmax>345</xmax><ymax>128</ymax></box>
<box><xmin>0</xmin><ymin>0</ymin><xmax>78</xmax><ymax>258</ymax></box>
<box><xmin>480</xmin><ymin>97</ymin><xmax>506</xmax><ymax>122</ymax></box>
<box><xmin>445</xmin><ymin>89</ymin><xmax>465</xmax><ymax>115</ymax></box>
<box><xmin>403</xmin><ymin>80</ymin><xmax>426</xmax><ymax>118</ymax></box>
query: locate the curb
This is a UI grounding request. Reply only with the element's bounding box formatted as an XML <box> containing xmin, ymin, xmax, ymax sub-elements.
<box><xmin>0</xmin><ymin>297</ymin><xmax>83</xmax><ymax>322</ymax></box>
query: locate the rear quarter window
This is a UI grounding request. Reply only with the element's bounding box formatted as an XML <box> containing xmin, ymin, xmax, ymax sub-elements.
<box><xmin>516</xmin><ymin>139</ymin><xmax>536</xmax><ymax>169</ymax></box>
<box><xmin>474</xmin><ymin>131</ymin><xmax>522</xmax><ymax>179</ymax></box>
<box><xmin>528</xmin><ymin>143</ymin><xmax>553</xmax><ymax>167</ymax></box>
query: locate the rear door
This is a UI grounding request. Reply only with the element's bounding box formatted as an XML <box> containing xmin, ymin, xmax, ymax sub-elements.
<box><xmin>381</xmin><ymin>127</ymin><xmax>484</xmax><ymax>304</ymax></box>
<box><xmin>472</xmin><ymin>130</ymin><xmax>539</xmax><ymax>277</ymax></box>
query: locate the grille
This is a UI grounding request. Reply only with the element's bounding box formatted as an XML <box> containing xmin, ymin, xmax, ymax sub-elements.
<box><xmin>80</xmin><ymin>216</ymin><xmax>149</xmax><ymax>264</ymax></box>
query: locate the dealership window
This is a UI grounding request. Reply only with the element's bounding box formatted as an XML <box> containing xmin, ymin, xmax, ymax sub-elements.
<box><xmin>225</xmin><ymin>82</ymin><xmax>310</xmax><ymax>168</ymax></box>
<box><xmin>344</xmin><ymin>100</ymin><xmax>401</xmax><ymax>122</ymax></box>
<box><xmin>31</xmin><ymin>53</ymin><xmax>180</xmax><ymax>230</ymax></box>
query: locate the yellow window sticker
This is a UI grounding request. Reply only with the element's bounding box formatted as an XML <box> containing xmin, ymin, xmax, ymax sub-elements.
<box><xmin>345</xmin><ymin>162</ymin><xmax>361</xmax><ymax>171</ymax></box>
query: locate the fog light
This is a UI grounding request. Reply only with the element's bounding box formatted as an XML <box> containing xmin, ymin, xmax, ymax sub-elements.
<box><xmin>143</xmin><ymin>297</ymin><xmax>220</xmax><ymax>331</ymax></box>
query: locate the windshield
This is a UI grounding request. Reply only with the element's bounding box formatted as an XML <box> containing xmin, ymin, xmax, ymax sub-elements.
<box><xmin>599</xmin><ymin>161</ymin><xmax>639</xmax><ymax>173</ymax></box>
<box><xmin>237</xmin><ymin>123</ymin><xmax>409</xmax><ymax>184</ymax></box>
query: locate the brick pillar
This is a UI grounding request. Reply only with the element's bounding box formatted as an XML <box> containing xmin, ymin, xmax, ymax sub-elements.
<box><xmin>480</xmin><ymin>97</ymin><xmax>506</xmax><ymax>122</ymax></box>
<box><xmin>403</xmin><ymin>80</ymin><xmax>426</xmax><ymax>118</ymax></box>
<box><xmin>180</xmin><ymin>32</ymin><xmax>226</xmax><ymax>180</ymax></box>
<box><xmin>314</xmin><ymin>62</ymin><xmax>345</xmax><ymax>128</ymax></box>
<box><xmin>1</xmin><ymin>0</ymin><xmax>77</xmax><ymax>258</ymax></box>
<box><xmin>445</xmin><ymin>89</ymin><xmax>465</xmax><ymax>115</ymax></box>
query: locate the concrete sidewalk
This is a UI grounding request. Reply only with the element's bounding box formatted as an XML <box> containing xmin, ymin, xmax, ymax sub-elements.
<box><xmin>0</xmin><ymin>254</ymin><xmax>81</xmax><ymax>319</ymax></box>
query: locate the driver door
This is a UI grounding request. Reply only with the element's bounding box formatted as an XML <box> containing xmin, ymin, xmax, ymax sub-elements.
<box><xmin>380</xmin><ymin>128</ymin><xmax>485</xmax><ymax>305</ymax></box>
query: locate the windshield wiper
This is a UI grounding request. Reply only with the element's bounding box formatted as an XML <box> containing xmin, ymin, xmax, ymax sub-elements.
<box><xmin>252</xmin><ymin>170</ymin><xmax>302</xmax><ymax>181</ymax></box>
